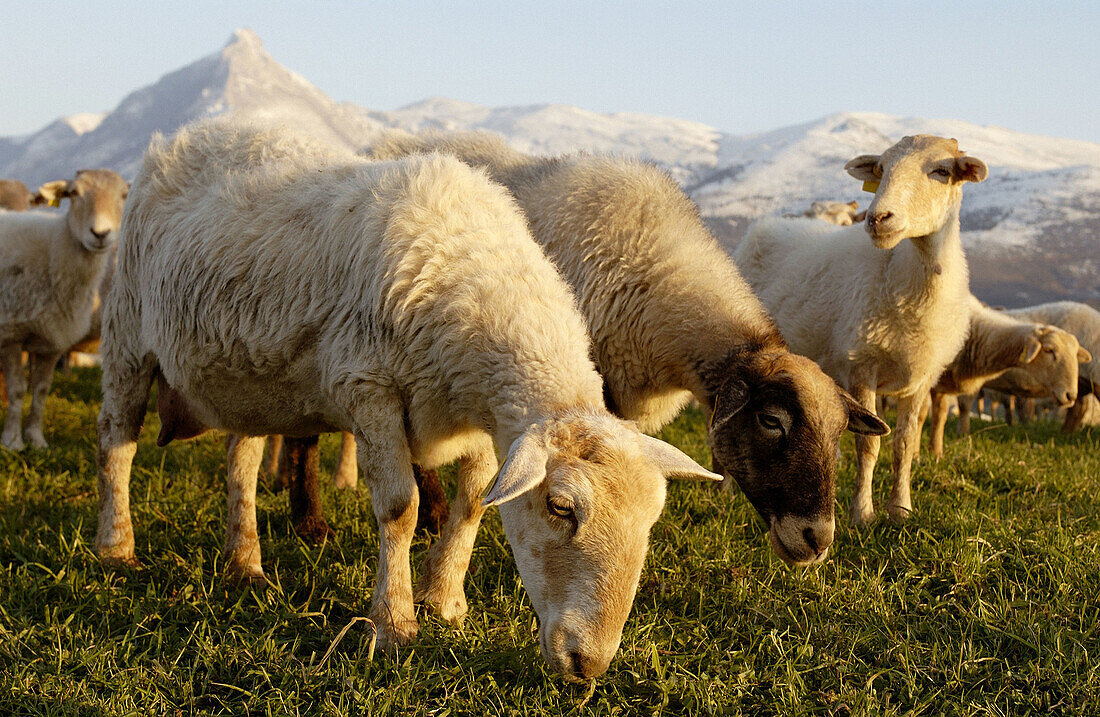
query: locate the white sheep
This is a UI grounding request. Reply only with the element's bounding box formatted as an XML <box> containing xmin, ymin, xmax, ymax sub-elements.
<box><xmin>803</xmin><ymin>200</ymin><xmax>865</xmax><ymax>226</ymax></box>
<box><xmin>0</xmin><ymin>170</ymin><xmax>127</xmax><ymax>450</ymax></box>
<box><xmin>925</xmin><ymin>295</ymin><xmax>1087</xmax><ymax>458</ymax></box>
<box><xmin>363</xmin><ymin>129</ymin><xmax>889</xmax><ymax>566</ymax></box>
<box><xmin>736</xmin><ymin>135</ymin><xmax>987</xmax><ymax>525</ymax></box>
<box><xmin>996</xmin><ymin>301</ymin><xmax>1098</xmax><ymax>431</ymax></box>
<box><xmin>95</xmin><ymin>120</ymin><xmax>721</xmax><ymax>679</ymax></box>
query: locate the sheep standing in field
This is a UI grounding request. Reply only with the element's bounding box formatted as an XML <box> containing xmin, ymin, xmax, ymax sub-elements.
<box><xmin>96</xmin><ymin>121</ymin><xmax>722</xmax><ymax>677</ymax></box>
<box><xmin>925</xmin><ymin>296</ymin><xmax>1087</xmax><ymax>458</ymax></box>
<box><xmin>803</xmin><ymin>200</ymin><xmax>865</xmax><ymax>225</ymax></box>
<box><xmin>0</xmin><ymin>170</ymin><xmax>127</xmax><ymax>450</ymax></box>
<box><xmin>736</xmin><ymin>135</ymin><xmax>987</xmax><ymax>525</ymax></box>
<box><xmin>1003</xmin><ymin>301</ymin><xmax>1099</xmax><ymax>432</ymax></box>
<box><xmin>0</xmin><ymin>180</ymin><xmax>33</xmax><ymax>211</ymax></box>
<box><xmin>361</xmin><ymin>130</ymin><xmax>890</xmax><ymax>564</ymax></box>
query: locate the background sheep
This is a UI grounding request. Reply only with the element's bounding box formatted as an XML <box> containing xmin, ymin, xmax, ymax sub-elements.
<box><xmin>803</xmin><ymin>200</ymin><xmax>865</xmax><ymax>225</ymax></box>
<box><xmin>0</xmin><ymin>169</ymin><xmax>127</xmax><ymax>450</ymax></box>
<box><xmin>736</xmin><ymin>135</ymin><xmax>987</xmax><ymax>525</ymax></box>
<box><xmin>363</xmin><ymin>129</ymin><xmax>889</xmax><ymax>567</ymax></box>
<box><xmin>95</xmin><ymin>121</ymin><xmax>720</xmax><ymax>678</ymax></box>
<box><xmin>0</xmin><ymin>179</ymin><xmax>33</xmax><ymax>211</ymax></box>
<box><xmin>925</xmin><ymin>296</ymin><xmax>1086</xmax><ymax>458</ymax></box>
<box><xmin>1004</xmin><ymin>301</ymin><xmax>1099</xmax><ymax>432</ymax></box>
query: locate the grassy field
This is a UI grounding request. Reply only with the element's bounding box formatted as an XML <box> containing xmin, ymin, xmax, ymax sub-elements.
<box><xmin>1</xmin><ymin>368</ymin><xmax>1099</xmax><ymax>715</ymax></box>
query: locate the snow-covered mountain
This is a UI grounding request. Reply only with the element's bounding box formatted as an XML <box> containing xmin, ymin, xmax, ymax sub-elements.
<box><xmin>2</xmin><ymin>30</ymin><xmax>1096</xmax><ymax>306</ymax></box>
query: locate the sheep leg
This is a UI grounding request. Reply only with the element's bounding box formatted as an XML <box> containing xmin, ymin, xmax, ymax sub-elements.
<box><xmin>415</xmin><ymin>465</ymin><xmax>451</xmax><ymax>534</ymax></box>
<box><xmin>353</xmin><ymin>398</ymin><xmax>420</xmax><ymax>651</ymax></box>
<box><xmin>1062</xmin><ymin>394</ymin><xmax>1087</xmax><ymax>433</ymax></box>
<box><xmin>1004</xmin><ymin>395</ymin><xmax>1016</xmax><ymax>425</ymax></box>
<box><xmin>95</xmin><ymin>354</ymin><xmax>156</xmax><ymax>565</ymax></box>
<box><xmin>1</xmin><ymin>344</ymin><xmax>25</xmax><ymax>450</ymax></box>
<box><xmin>415</xmin><ymin>438</ymin><xmax>495</xmax><ymax>623</ymax></box>
<box><xmin>284</xmin><ymin>435</ymin><xmax>333</xmax><ymax>543</ymax></box>
<box><xmin>262</xmin><ymin>435</ymin><xmax>283</xmax><ymax>488</ymax></box>
<box><xmin>887</xmin><ymin>391</ymin><xmax>924</xmax><ymax>523</ymax></box>
<box><xmin>929</xmin><ymin>391</ymin><xmax>951</xmax><ymax>460</ymax></box>
<box><xmin>23</xmin><ymin>350</ymin><xmax>61</xmax><ymax>449</ymax></box>
<box><xmin>332</xmin><ymin>431</ymin><xmax>358</xmax><ymax>489</ymax></box>
<box><xmin>224</xmin><ymin>433</ymin><xmax>266</xmax><ymax>585</ymax></box>
<box><xmin>848</xmin><ymin>382</ymin><xmax>880</xmax><ymax>528</ymax></box>
<box><xmin>956</xmin><ymin>394</ymin><xmax>973</xmax><ymax>436</ymax></box>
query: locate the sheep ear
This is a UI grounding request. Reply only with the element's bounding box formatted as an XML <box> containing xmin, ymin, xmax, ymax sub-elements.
<box><xmin>1021</xmin><ymin>336</ymin><xmax>1043</xmax><ymax>365</ymax></box>
<box><xmin>638</xmin><ymin>434</ymin><xmax>723</xmax><ymax>482</ymax></box>
<box><xmin>482</xmin><ymin>431</ymin><xmax>547</xmax><ymax>507</ymax></box>
<box><xmin>1079</xmin><ymin>347</ymin><xmax>1093</xmax><ymax>364</ymax></box>
<box><xmin>954</xmin><ymin>156</ymin><xmax>988</xmax><ymax>183</ymax></box>
<box><xmin>844</xmin><ymin>154</ymin><xmax>881</xmax><ymax>181</ymax></box>
<box><xmin>711</xmin><ymin>377</ymin><xmax>749</xmax><ymax>431</ymax></box>
<box><xmin>839</xmin><ymin>389</ymin><xmax>890</xmax><ymax>436</ymax></box>
<box><xmin>34</xmin><ymin>180</ymin><xmax>71</xmax><ymax>207</ymax></box>
<box><xmin>847</xmin><ymin>201</ymin><xmax>859</xmax><ymax>209</ymax></box>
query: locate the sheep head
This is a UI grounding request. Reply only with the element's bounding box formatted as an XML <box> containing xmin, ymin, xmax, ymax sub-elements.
<box><xmin>34</xmin><ymin>169</ymin><xmax>128</xmax><ymax>253</ymax></box>
<box><xmin>845</xmin><ymin>135</ymin><xmax>987</xmax><ymax>249</ymax></box>
<box><xmin>484</xmin><ymin>409</ymin><xmax>720</xmax><ymax>681</ymax></box>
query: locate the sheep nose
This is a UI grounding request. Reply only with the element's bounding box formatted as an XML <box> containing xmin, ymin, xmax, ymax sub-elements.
<box><xmin>569</xmin><ymin>650</ymin><xmax>608</xmax><ymax>680</ymax></box>
<box><xmin>867</xmin><ymin>211</ymin><xmax>894</xmax><ymax>230</ymax></box>
<box><xmin>1061</xmin><ymin>391</ymin><xmax>1075</xmax><ymax>405</ymax></box>
<box><xmin>90</xmin><ymin>228</ymin><xmax>110</xmax><ymax>240</ymax></box>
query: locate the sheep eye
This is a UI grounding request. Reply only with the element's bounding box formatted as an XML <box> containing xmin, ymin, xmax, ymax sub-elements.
<box><xmin>930</xmin><ymin>167</ymin><xmax>951</xmax><ymax>179</ymax></box>
<box><xmin>757</xmin><ymin>413</ymin><xmax>784</xmax><ymax>433</ymax></box>
<box><xmin>547</xmin><ymin>496</ymin><xmax>574</xmax><ymax>519</ymax></box>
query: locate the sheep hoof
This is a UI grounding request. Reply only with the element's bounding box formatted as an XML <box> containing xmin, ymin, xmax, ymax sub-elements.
<box><xmin>227</xmin><ymin>567</ymin><xmax>267</xmax><ymax>590</ymax></box>
<box><xmin>2</xmin><ymin>433</ymin><xmax>24</xmax><ymax>451</ymax></box>
<box><xmin>293</xmin><ymin>514</ymin><xmax>334</xmax><ymax>544</ymax></box>
<box><xmin>24</xmin><ymin>432</ymin><xmax>48</xmax><ymax>450</ymax></box>
<box><xmin>370</xmin><ymin>609</ymin><xmax>419</xmax><ymax>653</ymax></box>
<box><xmin>848</xmin><ymin>502</ymin><xmax>876</xmax><ymax>529</ymax></box>
<box><xmin>100</xmin><ymin>554</ymin><xmax>142</xmax><ymax>570</ymax></box>
<box><xmin>333</xmin><ymin>468</ymin><xmax>358</xmax><ymax>490</ymax></box>
<box><xmin>415</xmin><ymin>583</ymin><xmax>468</xmax><ymax>624</ymax></box>
<box><xmin>887</xmin><ymin>504</ymin><xmax>913</xmax><ymax>524</ymax></box>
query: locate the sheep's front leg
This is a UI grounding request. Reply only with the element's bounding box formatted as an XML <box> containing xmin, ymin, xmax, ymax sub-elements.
<box><xmin>928</xmin><ymin>391</ymin><xmax>951</xmax><ymax>460</ymax></box>
<box><xmin>353</xmin><ymin>398</ymin><xmax>419</xmax><ymax>651</ymax></box>
<box><xmin>415</xmin><ymin>438</ymin><xmax>496</xmax><ymax>622</ymax></box>
<box><xmin>1</xmin><ymin>345</ymin><xmax>25</xmax><ymax>450</ymax></box>
<box><xmin>333</xmin><ymin>431</ymin><xmax>358</xmax><ymax>489</ymax></box>
<box><xmin>848</xmin><ymin>382</ymin><xmax>881</xmax><ymax>528</ymax></box>
<box><xmin>956</xmin><ymin>394</ymin><xmax>974</xmax><ymax>436</ymax></box>
<box><xmin>95</xmin><ymin>354</ymin><xmax>156</xmax><ymax>565</ymax></box>
<box><xmin>888</xmin><ymin>390</ymin><xmax>925</xmax><ymax>523</ymax></box>
<box><xmin>23</xmin><ymin>350</ymin><xmax>62</xmax><ymax>449</ymax></box>
<box><xmin>224</xmin><ymin>433</ymin><xmax>266</xmax><ymax>584</ymax></box>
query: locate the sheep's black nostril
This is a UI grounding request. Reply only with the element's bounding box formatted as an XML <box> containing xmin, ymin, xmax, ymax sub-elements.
<box><xmin>802</xmin><ymin>527</ymin><xmax>819</xmax><ymax>554</ymax></box>
<box><xmin>90</xmin><ymin>228</ymin><xmax>109</xmax><ymax>240</ymax></box>
<box><xmin>570</xmin><ymin>651</ymin><xmax>584</xmax><ymax>677</ymax></box>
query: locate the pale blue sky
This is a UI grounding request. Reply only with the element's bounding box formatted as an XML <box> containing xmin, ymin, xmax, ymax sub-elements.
<box><xmin>3</xmin><ymin>1</ymin><xmax>1098</xmax><ymax>141</ymax></box>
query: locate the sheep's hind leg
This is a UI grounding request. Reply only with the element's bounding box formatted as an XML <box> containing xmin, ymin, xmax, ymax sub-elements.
<box><xmin>224</xmin><ymin>433</ymin><xmax>267</xmax><ymax>585</ymax></box>
<box><xmin>95</xmin><ymin>354</ymin><xmax>157</xmax><ymax>566</ymax></box>
<box><xmin>415</xmin><ymin>465</ymin><xmax>450</xmax><ymax>535</ymax></box>
<box><xmin>928</xmin><ymin>391</ymin><xmax>951</xmax><ymax>460</ymax></box>
<box><xmin>887</xmin><ymin>391</ymin><xmax>924</xmax><ymax>523</ymax></box>
<box><xmin>352</xmin><ymin>393</ymin><xmax>420</xmax><ymax>651</ymax></box>
<box><xmin>23</xmin><ymin>350</ymin><xmax>62</xmax><ymax>449</ymax></box>
<box><xmin>415</xmin><ymin>436</ymin><xmax>495</xmax><ymax>623</ymax></box>
<box><xmin>263</xmin><ymin>435</ymin><xmax>283</xmax><ymax>489</ymax></box>
<box><xmin>848</xmin><ymin>382</ymin><xmax>881</xmax><ymax>528</ymax></box>
<box><xmin>1</xmin><ymin>345</ymin><xmax>25</xmax><ymax>450</ymax></box>
<box><xmin>332</xmin><ymin>431</ymin><xmax>358</xmax><ymax>489</ymax></box>
<box><xmin>284</xmin><ymin>435</ymin><xmax>333</xmax><ymax>543</ymax></box>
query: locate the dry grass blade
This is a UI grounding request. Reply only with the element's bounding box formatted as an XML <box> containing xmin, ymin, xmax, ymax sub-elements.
<box><xmin>314</xmin><ymin>617</ymin><xmax>376</xmax><ymax>674</ymax></box>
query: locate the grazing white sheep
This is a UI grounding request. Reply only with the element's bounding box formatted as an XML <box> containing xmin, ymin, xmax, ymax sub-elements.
<box><xmin>363</xmin><ymin>129</ymin><xmax>889</xmax><ymax>566</ymax></box>
<box><xmin>736</xmin><ymin>135</ymin><xmax>987</xmax><ymax>525</ymax></box>
<box><xmin>0</xmin><ymin>179</ymin><xmax>32</xmax><ymax>211</ymax></box>
<box><xmin>925</xmin><ymin>295</ymin><xmax>1086</xmax><ymax>458</ymax></box>
<box><xmin>1003</xmin><ymin>301</ymin><xmax>1099</xmax><ymax>432</ymax></box>
<box><xmin>0</xmin><ymin>170</ymin><xmax>127</xmax><ymax>450</ymax></box>
<box><xmin>95</xmin><ymin>120</ymin><xmax>720</xmax><ymax>678</ymax></box>
<box><xmin>803</xmin><ymin>200</ymin><xmax>865</xmax><ymax>226</ymax></box>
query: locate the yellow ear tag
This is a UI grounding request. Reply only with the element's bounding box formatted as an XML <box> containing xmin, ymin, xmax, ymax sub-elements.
<box><xmin>862</xmin><ymin>181</ymin><xmax>880</xmax><ymax>194</ymax></box>
<box><xmin>48</xmin><ymin>197</ymin><xmax>61</xmax><ymax>207</ymax></box>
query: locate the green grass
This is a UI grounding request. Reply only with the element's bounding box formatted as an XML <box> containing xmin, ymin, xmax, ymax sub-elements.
<box><xmin>2</xmin><ymin>367</ymin><xmax>1099</xmax><ymax>715</ymax></box>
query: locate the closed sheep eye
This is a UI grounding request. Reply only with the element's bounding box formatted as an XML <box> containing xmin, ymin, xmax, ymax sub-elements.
<box><xmin>930</xmin><ymin>167</ymin><xmax>951</xmax><ymax>180</ymax></box>
<box><xmin>547</xmin><ymin>496</ymin><xmax>575</xmax><ymax>520</ymax></box>
<box><xmin>756</xmin><ymin>413</ymin><xmax>784</xmax><ymax>434</ymax></box>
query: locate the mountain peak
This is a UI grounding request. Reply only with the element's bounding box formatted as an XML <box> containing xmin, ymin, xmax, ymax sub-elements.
<box><xmin>225</xmin><ymin>28</ymin><xmax>263</xmax><ymax>51</ymax></box>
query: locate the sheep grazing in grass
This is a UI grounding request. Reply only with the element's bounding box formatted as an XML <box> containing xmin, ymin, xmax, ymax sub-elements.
<box><xmin>803</xmin><ymin>200</ymin><xmax>865</xmax><ymax>226</ymax></box>
<box><xmin>1003</xmin><ymin>301</ymin><xmax>1099</xmax><ymax>432</ymax></box>
<box><xmin>925</xmin><ymin>296</ymin><xmax>1087</xmax><ymax>458</ymax></box>
<box><xmin>736</xmin><ymin>135</ymin><xmax>987</xmax><ymax>526</ymax></box>
<box><xmin>0</xmin><ymin>170</ymin><xmax>127</xmax><ymax>450</ymax></box>
<box><xmin>0</xmin><ymin>180</ymin><xmax>33</xmax><ymax>211</ymax></box>
<box><xmin>95</xmin><ymin>120</ymin><xmax>721</xmax><ymax>677</ymax></box>
<box><xmin>360</xmin><ymin>129</ymin><xmax>889</xmax><ymax>566</ymax></box>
